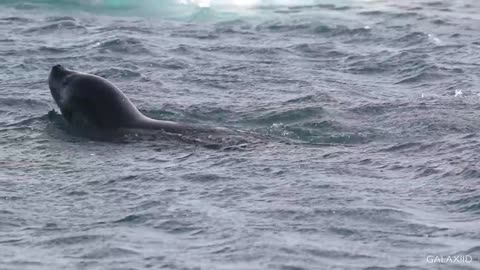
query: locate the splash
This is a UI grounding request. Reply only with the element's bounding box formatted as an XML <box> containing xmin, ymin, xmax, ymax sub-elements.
<box><xmin>178</xmin><ymin>0</ymin><xmax>318</xmax><ymax>8</ymax></box>
<box><xmin>178</xmin><ymin>0</ymin><xmax>211</xmax><ymax>8</ymax></box>
<box><xmin>0</xmin><ymin>0</ymin><xmax>347</xmax><ymax>19</ymax></box>
<box><xmin>0</xmin><ymin>0</ymin><xmax>344</xmax><ymax>9</ymax></box>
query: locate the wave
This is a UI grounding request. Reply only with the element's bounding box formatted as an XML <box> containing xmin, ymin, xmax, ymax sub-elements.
<box><xmin>2</xmin><ymin>0</ymin><xmax>346</xmax><ymax>8</ymax></box>
<box><xmin>0</xmin><ymin>0</ymin><xmax>356</xmax><ymax>18</ymax></box>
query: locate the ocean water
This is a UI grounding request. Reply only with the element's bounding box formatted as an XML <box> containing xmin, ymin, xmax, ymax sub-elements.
<box><xmin>1</xmin><ymin>0</ymin><xmax>480</xmax><ymax>269</ymax></box>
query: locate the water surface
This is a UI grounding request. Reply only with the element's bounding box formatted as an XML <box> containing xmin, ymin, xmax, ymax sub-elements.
<box><xmin>1</xmin><ymin>0</ymin><xmax>480</xmax><ymax>269</ymax></box>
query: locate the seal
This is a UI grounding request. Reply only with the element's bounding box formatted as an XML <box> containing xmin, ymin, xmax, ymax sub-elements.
<box><xmin>48</xmin><ymin>65</ymin><xmax>224</xmax><ymax>134</ymax></box>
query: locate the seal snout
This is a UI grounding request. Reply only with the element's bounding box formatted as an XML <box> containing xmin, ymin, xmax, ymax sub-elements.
<box><xmin>52</xmin><ymin>64</ymin><xmax>64</xmax><ymax>72</ymax></box>
<box><xmin>51</xmin><ymin>64</ymin><xmax>67</xmax><ymax>76</ymax></box>
<box><xmin>49</xmin><ymin>64</ymin><xmax>71</xmax><ymax>85</ymax></box>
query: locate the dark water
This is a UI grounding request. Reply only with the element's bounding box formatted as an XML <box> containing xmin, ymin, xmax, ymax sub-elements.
<box><xmin>1</xmin><ymin>0</ymin><xmax>480</xmax><ymax>269</ymax></box>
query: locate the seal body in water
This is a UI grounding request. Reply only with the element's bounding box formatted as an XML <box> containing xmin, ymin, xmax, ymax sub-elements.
<box><xmin>48</xmin><ymin>65</ymin><xmax>223</xmax><ymax>134</ymax></box>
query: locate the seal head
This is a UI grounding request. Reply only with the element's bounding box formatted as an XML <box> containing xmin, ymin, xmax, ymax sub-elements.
<box><xmin>48</xmin><ymin>65</ymin><xmax>147</xmax><ymax>129</ymax></box>
<box><xmin>48</xmin><ymin>65</ymin><xmax>225</xmax><ymax>134</ymax></box>
<box><xmin>49</xmin><ymin>64</ymin><xmax>73</xmax><ymax>108</ymax></box>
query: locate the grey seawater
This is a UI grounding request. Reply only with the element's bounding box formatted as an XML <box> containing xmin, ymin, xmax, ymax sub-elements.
<box><xmin>1</xmin><ymin>0</ymin><xmax>480</xmax><ymax>269</ymax></box>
